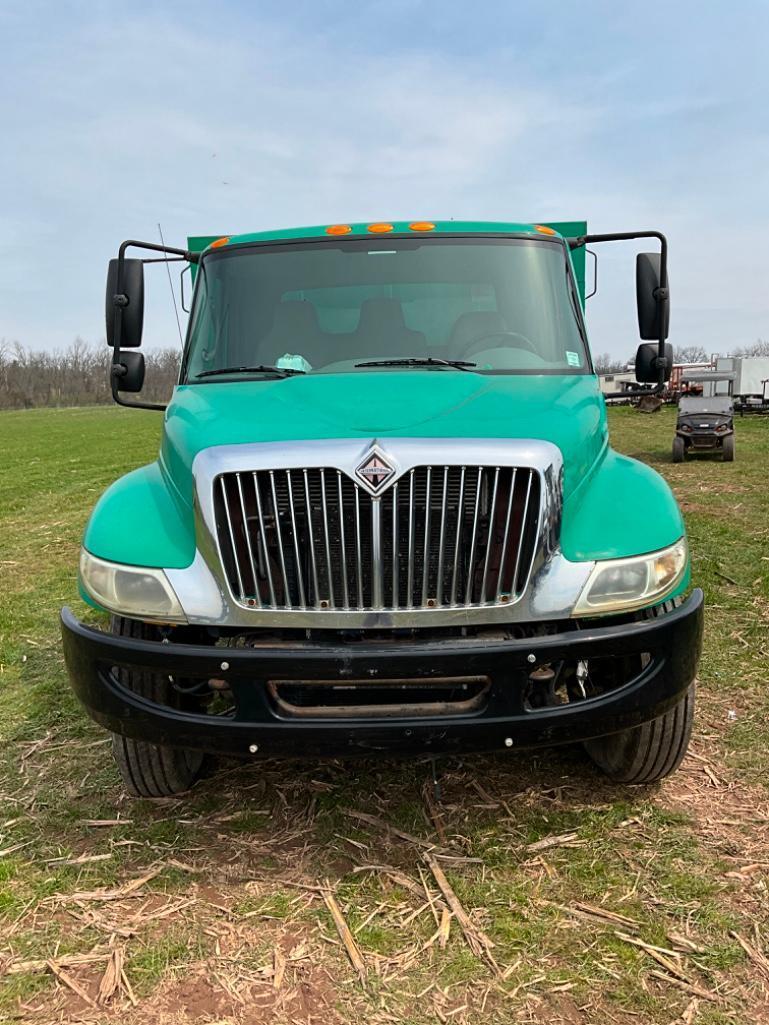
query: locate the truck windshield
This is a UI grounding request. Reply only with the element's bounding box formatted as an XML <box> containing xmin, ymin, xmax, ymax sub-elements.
<box><xmin>182</xmin><ymin>236</ymin><xmax>589</xmax><ymax>380</ymax></box>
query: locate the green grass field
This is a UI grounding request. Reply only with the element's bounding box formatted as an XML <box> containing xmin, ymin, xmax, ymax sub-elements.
<box><xmin>0</xmin><ymin>405</ymin><xmax>768</xmax><ymax>1024</ymax></box>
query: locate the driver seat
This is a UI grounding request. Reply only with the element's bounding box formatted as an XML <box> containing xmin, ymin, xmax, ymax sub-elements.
<box><xmin>260</xmin><ymin>300</ymin><xmax>329</xmax><ymax>367</ymax></box>
<box><xmin>448</xmin><ymin>311</ymin><xmax>508</xmax><ymax>360</ymax></box>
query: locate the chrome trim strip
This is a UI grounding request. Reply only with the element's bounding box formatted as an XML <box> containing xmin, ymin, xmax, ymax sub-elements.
<box><xmin>220</xmin><ymin>477</ymin><xmax>245</xmax><ymax>602</ymax></box>
<box><xmin>319</xmin><ymin>469</ymin><xmax>334</xmax><ymax>608</ymax></box>
<box><xmin>406</xmin><ymin>469</ymin><xmax>415</xmax><ymax>607</ymax></box>
<box><xmin>288</xmin><ymin>470</ymin><xmax>308</xmax><ymax>607</ymax></box>
<box><xmin>303</xmin><ymin>469</ymin><xmax>319</xmax><ymax>606</ymax></box>
<box><xmin>371</xmin><ymin>494</ymin><xmax>383</xmax><ymax>609</ymax></box>
<box><xmin>465</xmin><ymin>467</ymin><xmax>483</xmax><ymax>605</ymax></box>
<box><xmin>354</xmin><ymin>484</ymin><xmax>364</xmax><ymax>607</ymax></box>
<box><xmin>253</xmin><ymin>472</ymin><xmax>276</xmax><ymax>606</ymax></box>
<box><xmin>497</xmin><ymin>467</ymin><xmax>516</xmax><ymax>602</ymax></box>
<box><xmin>436</xmin><ymin>466</ymin><xmax>449</xmax><ymax>606</ymax></box>
<box><xmin>235</xmin><ymin>472</ymin><xmax>260</xmax><ymax>608</ymax></box>
<box><xmin>268</xmin><ymin>471</ymin><xmax>291</xmax><ymax>604</ymax></box>
<box><xmin>480</xmin><ymin>466</ymin><xmax>499</xmax><ymax>603</ymax></box>
<box><xmin>336</xmin><ymin>471</ymin><xmax>349</xmax><ymax>609</ymax></box>
<box><xmin>512</xmin><ymin>471</ymin><xmax>534</xmax><ymax>595</ymax></box>
<box><xmin>421</xmin><ymin>466</ymin><xmax>432</xmax><ymax>607</ymax></box>
<box><xmin>391</xmin><ymin>482</ymin><xmax>399</xmax><ymax>607</ymax></box>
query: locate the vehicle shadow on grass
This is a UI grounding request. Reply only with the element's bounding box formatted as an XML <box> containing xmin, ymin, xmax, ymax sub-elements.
<box><xmin>165</xmin><ymin>744</ymin><xmax>664</xmax><ymax>881</ymax></box>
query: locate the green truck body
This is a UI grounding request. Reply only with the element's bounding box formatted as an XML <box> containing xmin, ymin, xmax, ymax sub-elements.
<box><xmin>61</xmin><ymin>219</ymin><xmax>703</xmax><ymax>797</ymax></box>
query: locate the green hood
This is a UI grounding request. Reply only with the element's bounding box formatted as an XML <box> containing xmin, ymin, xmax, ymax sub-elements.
<box><xmin>161</xmin><ymin>372</ymin><xmax>607</xmax><ymax>505</ymax></box>
<box><xmin>86</xmin><ymin>370</ymin><xmax>685</xmax><ymax>571</ymax></box>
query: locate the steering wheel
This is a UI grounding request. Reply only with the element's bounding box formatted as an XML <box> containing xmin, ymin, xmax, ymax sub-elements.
<box><xmin>461</xmin><ymin>331</ymin><xmax>537</xmax><ymax>357</ymax></box>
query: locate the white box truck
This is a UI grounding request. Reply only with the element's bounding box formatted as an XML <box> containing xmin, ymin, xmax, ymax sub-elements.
<box><xmin>715</xmin><ymin>357</ymin><xmax>769</xmax><ymax>402</ymax></box>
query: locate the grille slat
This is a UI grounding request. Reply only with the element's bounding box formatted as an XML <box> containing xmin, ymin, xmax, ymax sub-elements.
<box><xmin>480</xmin><ymin>467</ymin><xmax>500</xmax><ymax>604</ymax></box>
<box><xmin>235</xmin><ymin>472</ymin><xmax>261</xmax><ymax>608</ymax></box>
<box><xmin>215</xmin><ymin>463</ymin><xmax>541</xmax><ymax>613</ymax></box>
<box><xmin>269</xmin><ymin>471</ymin><xmax>291</xmax><ymax>605</ymax></box>
<box><xmin>497</xmin><ymin>467</ymin><xmax>516</xmax><ymax>603</ymax></box>
<box><xmin>336</xmin><ymin>472</ymin><xmax>349</xmax><ymax>609</ymax></box>
<box><xmin>253</xmin><ymin>471</ymin><xmax>276</xmax><ymax>605</ymax></box>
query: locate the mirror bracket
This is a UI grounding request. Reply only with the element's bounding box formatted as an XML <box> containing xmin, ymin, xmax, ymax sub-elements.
<box><xmin>565</xmin><ymin>229</ymin><xmax>670</xmax><ymax>400</ymax></box>
<box><xmin>109</xmin><ymin>238</ymin><xmax>198</xmax><ymax>412</ymax></box>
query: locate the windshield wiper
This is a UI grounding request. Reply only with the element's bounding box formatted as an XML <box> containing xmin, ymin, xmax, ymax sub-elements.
<box><xmin>194</xmin><ymin>365</ymin><xmax>306</xmax><ymax>380</ymax></box>
<box><xmin>354</xmin><ymin>357</ymin><xmax>478</xmax><ymax>372</ymax></box>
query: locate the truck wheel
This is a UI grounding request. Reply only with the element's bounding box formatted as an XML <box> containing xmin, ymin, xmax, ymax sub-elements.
<box><xmin>110</xmin><ymin>616</ymin><xmax>205</xmax><ymax>797</ymax></box>
<box><xmin>672</xmin><ymin>436</ymin><xmax>685</xmax><ymax>463</ymax></box>
<box><xmin>722</xmin><ymin>434</ymin><xmax>735</xmax><ymax>461</ymax></box>
<box><xmin>584</xmin><ymin>683</ymin><xmax>694</xmax><ymax>783</ymax></box>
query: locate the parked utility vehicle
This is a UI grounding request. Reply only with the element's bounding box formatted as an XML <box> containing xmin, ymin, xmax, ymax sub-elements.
<box><xmin>672</xmin><ymin>375</ymin><xmax>734</xmax><ymax>463</ymax></box>
<box><xmin>61</xmin><ymin>220</ymin><xmax>703</xmax><ymax>797</ymax></box>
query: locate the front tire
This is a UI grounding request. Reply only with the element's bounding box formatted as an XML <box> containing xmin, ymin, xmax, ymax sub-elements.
<box><xmin>585</xmin><ymin>683</ymin><xmax>694</xmax><ymax>783</ymax></box>
<box><xmin>110</xmin><ymin>616</ymin><xmax>205</xmax><ymax>797</ymax></box>
<box><xmin>722</xmin><ymin>434</ymin><xmax>735</xmax><ymax>461</ymax></box>
<box><xmin>672</xmin><ymin>436</ymin><xmax>685</xmax><ymax>463</ymax></box>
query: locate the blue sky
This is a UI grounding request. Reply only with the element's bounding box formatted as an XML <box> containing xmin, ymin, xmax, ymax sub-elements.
<box><xmin>1</xmin><ymin>0</ymin><xmax>767</xmax><ymax>358</ymax></box>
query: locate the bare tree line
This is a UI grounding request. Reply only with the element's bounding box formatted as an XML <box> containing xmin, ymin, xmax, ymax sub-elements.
<box><xmin>594</xmin><ymin>339</ymin><xmax>769</xmax><ymax>376</ymax></box>
<box><xmin>0</xmin><ymin>340</ymin><xmax>181</xmax><ymax>409</ymax></box>
<box><xmin>2</xmin><ymin>337</ymin><xmax>768</xmax><ymax>410</ymax></box>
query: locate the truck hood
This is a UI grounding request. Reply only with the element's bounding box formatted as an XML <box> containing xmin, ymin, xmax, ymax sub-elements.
<box><xmin>161</xmin><ymin>372</ymin><xmax>607</xmax><ymax>504</ymax></box>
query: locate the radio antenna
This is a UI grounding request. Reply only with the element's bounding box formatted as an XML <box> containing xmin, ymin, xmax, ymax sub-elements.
<box><xmin>158</xmin><ymin>222</ymin><xmax>184</xmax><ymax>346</ymax></box>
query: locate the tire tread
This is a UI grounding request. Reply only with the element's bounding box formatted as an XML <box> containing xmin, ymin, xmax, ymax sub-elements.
<box><xmin>584</xmin><ymin>600</ymin><xmax>695</xmax><ymax>784</ymax></box>
<box><xmin>110</xmin><ymin>616</ymin><xmax>204</xmax><ymax>797</ymax></box>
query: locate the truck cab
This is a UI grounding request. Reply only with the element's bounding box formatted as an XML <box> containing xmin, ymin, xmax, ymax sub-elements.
<box><xmin>61</xmin><ymin>220</ymin><xmax>703</xmax><ymax>797</ymax></box>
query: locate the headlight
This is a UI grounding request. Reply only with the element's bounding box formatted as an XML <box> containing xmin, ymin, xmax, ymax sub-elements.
<box><xmin>79</xmin><ymin>549</ymin><xmax>186</xmax><ymax>622</ymax></box>
<box><xmin>573</xmin><ymin>538</ymin><xmax>688</xmax><ymax>616</ymax></box>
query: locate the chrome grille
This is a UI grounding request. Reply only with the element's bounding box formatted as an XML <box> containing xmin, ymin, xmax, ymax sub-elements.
<box><xmin>214</xmin><ymin>465</ymin><xmax>541</xmax><ymax>612</ymax></box>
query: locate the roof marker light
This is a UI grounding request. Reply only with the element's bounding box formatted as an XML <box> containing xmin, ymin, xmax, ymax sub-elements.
<box><xmin>409</xmin><ymin>221</ymin><xmax>436</xmax><ymax>232</ymax></box>
<box><xmin>534</xmin><ymin>225</ymin><xmax>557</xmax><ymax>235</ymax></box>
<box><xmin>326</xmin><ymin>224</ymin><xmax>352</xmax><ymax>235</ymax></box>
<box><xmin>210</xmin><ymin>236</ymin><xmax>230</xmax><ymax>248</ymax></box>
<box><xmin>367</xmin><ymin>223</ymin><xmax>394</xmax><ymax>233</ymax></box>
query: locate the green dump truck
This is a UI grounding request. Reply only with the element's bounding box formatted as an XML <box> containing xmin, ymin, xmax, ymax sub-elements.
<box><xmin>60</xmin><ymin>220</ymin><xmax>703</xmax><ymax>797</ymax></box>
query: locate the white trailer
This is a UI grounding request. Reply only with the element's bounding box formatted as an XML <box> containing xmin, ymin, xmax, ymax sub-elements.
<box><xmin>715</xmin><ymin>357</ymin><xmax>769</xmax><ymax>398</ymax></box>
<box><xmin>599</xmin><ymin>371</ymin><xmax>637</xmax><ymax>396</ymax></box>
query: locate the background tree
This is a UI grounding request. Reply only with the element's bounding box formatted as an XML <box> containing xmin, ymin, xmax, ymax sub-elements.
<box><xmin>0</xmin><ymin>340</ymin><xmax>181</xmax><ymax>410</ymax></box>
<box><xmin>731</xmin><ymin>338</ymin><xmax>769</xmax><ymax>357</ymax></box>
<box><xmin>672</xmin><ymin>344</ymin><xmax>709</xmax><ymax>364</ymax></box>
<box><xmin>593</xmin><ymin>352</ymin><xmax>629</xmax><ymax>374</ymax></box>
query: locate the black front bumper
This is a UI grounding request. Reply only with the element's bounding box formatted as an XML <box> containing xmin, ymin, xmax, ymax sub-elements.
<box><xmin>60</xmin><ymin>590</ymin><xmax>703</xmax><ymax>758</ymax></box>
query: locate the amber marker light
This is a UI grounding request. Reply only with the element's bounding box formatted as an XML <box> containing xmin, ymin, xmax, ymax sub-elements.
<box><xmin>367</xmin><ymin>223</ymin><xmax>394</xmax><ymax>233</ymax></box>
<box><xmin>326</xmin><ymin>224</ymin><xmax>352</xmax><ymax>235</ymax></box>
<box><xmin>409</xmin><ymin>221</ymin><xmax>436</xmax><ymax>231</ymax></box>
<box><xmin>210</xmin><ymin>236</ymin><xmax>230</xmax><ymax>248</ymax></box>
<box><xmin>534</xmin><ymin>225</ymin><xmax>557</xmax><ymax>235</ymax></box>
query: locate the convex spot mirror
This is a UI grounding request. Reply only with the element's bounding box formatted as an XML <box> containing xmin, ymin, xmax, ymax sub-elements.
<box><xmin>113</xmin><ymin>351</ymin><xmax>145</xmax><ymax>392</ymax></box>
<box><xmin>105</xmin><ymin>258</ymin><xmax>144</xmax><ymax>347</ymax></box>
<box><xmin>636</xmin><ymin>252</ymin><xmax>670</xmax><ymax>341</ymax></box>
<box><xmin>635</xmin><ymin>341</ymin><xmax>673</xmax><ymax>383</ymax></box>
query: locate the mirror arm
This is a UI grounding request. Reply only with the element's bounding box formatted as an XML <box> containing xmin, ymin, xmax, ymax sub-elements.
<box><xmin>566</xmin><ymin>229</ymin><xmax>669</xmax><ymax>399</ymax></box>
<box><xmin>110</xmin><ymin>239</ymin><xmax>198</xmax><ymax>412</ymax></box>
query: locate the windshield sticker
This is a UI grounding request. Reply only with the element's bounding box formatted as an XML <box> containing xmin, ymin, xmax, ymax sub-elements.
<box><xmin>566</xmin><ymin>351</ymin><xmax>581</xmax><ymax>367</ymax></box>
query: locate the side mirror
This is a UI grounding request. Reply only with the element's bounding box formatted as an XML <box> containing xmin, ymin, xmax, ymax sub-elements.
<box><xmin>106</xmin><ymin>258</ymin><xmax>144</xmax><ymax>347</ymax></box>
<box><xmin>636</xmin><ymin>252</ymin><xmax>670</xmax><ymax>341</ymax></box>
<box><xmin>112</xmin><ymin>351</ymin><xmax>145</xmax><ymax>392</ymax></box>
<box><xmin>635</xmin><ymin>341</ymin><xmax>673</xmax><ymax>383</ymax></box>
